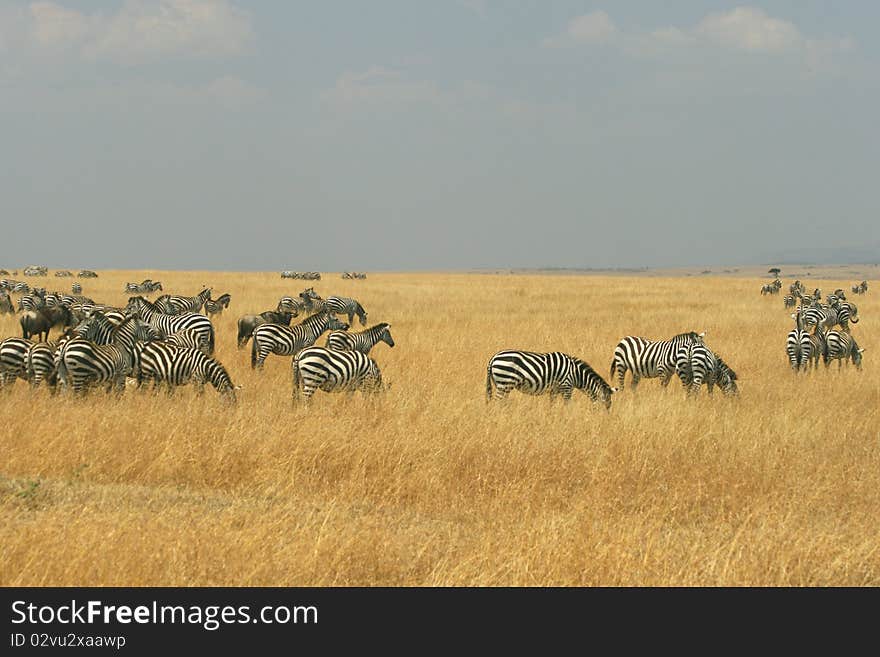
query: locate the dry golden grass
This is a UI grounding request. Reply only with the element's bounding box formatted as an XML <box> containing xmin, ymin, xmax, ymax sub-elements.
<box><xmin>1</xmin><ymin>271</ymin><xmax>878</xmax><ymax>586</ymax></box>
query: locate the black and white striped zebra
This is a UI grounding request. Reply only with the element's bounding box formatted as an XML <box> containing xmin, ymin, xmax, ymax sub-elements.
<box><xmin>823</xmin><ymin>331</ymin><xmax>865</xmax><ymax>370</ymax></box>
<box><xmin>293</xmin><ymin>346</ymin><xmax>383</xmax><ymax>401</ymax></box>
<box><xmin>71</xmin><ymin>282</ymin><xmax>82</xmax><ymax>294</ymax></box>
<box><xmin>55</xmin><ymin>316</ymin><xmax>142</xmax><ymax>394</ymax></box>
<box><xmin>164</xmin><ymin>328</ymin><xmax>212</xmax><ymax>354</ymax></box>
<box><xmin>158</xmin><ymin>288</ymin><xmax>212</xmax><ymax>315</ymax></box>
<box><xmin>0</xmin><ymin>337</ymin><xmax>32</xmax><ymax>387</ymax></box>
<box><xmin>26</xmin><ymin>340</ymin><xmax>65</xmax><ymax>388</ymax></box>
<box><xmin>276</xmin><ymin>288</ymin><xmax>319</xmax><ymax>315</ymax></box>
<box><xmin>75</xmin><ymin>311</ymin><xmax>160</xmax><ymax>345</ymax></box>
<box><xmin>324</xmin><ymin>296</ymin><xmax>368</xmax><ymax>326</ymax></box>
<box><xmin>610</xmin><ymin>331</ymin><xmax>705</xmax><ymax>390</ymax></box>
<box><xmin>786</xmin><ymin>311</ymin><xmax>809</xmax><ymax>371</ymax></box>
<box><xmin>204</xmin><ymin>293</ymin><xmax>231</xmax><ymax>318</ymax></box>
<box><xmin>77</xmin><ymin>270</ymin><xmax>98</xmax><ymax>278</ymax></box>
<box><xmin>0</xmin><ymin>291</ymin><xmax>14</xmax><ymax>314</ymax></box>
<box><xmin>17</xmin><ymin>291</ymin><xmax>46</xmax><ymax>311</ymax></box>
<box><xmin>851</xmin><ymin>281</ymin><xmax>868</xmax><ymax>295</ymax></box>
<box><xmin>326</xmin><ymin>323</ymin><xmax>394</xmax><ymax>354</ymax></box>
<box><xmin>236</xmin><ymin>311</ymin><xmax>295</xmax><ymax>348</ymax></box>
<box><xmin>783</xmin><ymin>294</ymin><xmax>796</xmax><ymax>308</ymax></box>
<box><xmin>830</xmin><ymin>301</ymin><xmax>859</xmax><ymax>332</ymax></box>
<box><xmin>136</xmin><ymin>343</ymin><xmax>236</xmax><ymax>402</ymax></box>
<box><xmin>674</xmin><ymin>342</ymin><xmax>738</xmax><ymax>396</ymax></box>
<box><xmin>486</xmin><ymin>350</ymin><xmax>616</xmax><ymax>407</ymax></box>
<box><xmin>250</xmin><ymin>312</ymin><xmax>349</xmax><ymax>369</ymax></box>
<box><xmin>125</xmin><ymin>296</ymin><xmax>215</xmax><ymax>354</ymax></box>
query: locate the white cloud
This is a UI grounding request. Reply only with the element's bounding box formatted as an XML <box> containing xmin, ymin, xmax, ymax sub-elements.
<box><xmin>695</xmin><ymin>7</ymin><xmax>803</xmax><ymax>53</ymax></box>
<box><xmin>8</xmin><ymin>0</ymin><xmax>252</xmax><ymax>60</ymax></box>
<box><xmin>320</xmin><ymin>66</ymin><xmax>446</xmax><ymax>109</ymax></box>
<box><xmin>543</xmin><ymin>11</ymin><xmax>617</xmax><ymax>48</ymax></box>
<box><xmin>545</xmin><ymin>6</ymin><xmax>853</xmax><ymax>58</ymax></box>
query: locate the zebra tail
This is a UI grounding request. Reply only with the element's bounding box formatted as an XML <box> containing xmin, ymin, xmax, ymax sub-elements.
<box><xmin>250</xmin><ymin>334</ymin><xmax>258</xmax><ymax>369</ymax></box>
<box><xmin>292</xmin><ymin>355</ymin><xmax>301</xmax><ymax>401</ymax></box>
<box><xmin>486</xmin><ymin>364</ymin><xmax>493</xmax><ymax>403</ymax></box>
<box><xmin>56</xmin><ymin>352</ymin><xmax>69</xmax><ymax>391</ymax></box>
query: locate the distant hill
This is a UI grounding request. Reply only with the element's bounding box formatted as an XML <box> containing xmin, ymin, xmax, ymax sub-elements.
<box><xmin>762</xmin><ymin>244</ymin><xmax>879</xmax><ymax>266</ymax></box>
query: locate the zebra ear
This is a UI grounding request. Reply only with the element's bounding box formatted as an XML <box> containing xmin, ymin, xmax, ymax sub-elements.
<box><xmin>610</xmin><ymin>387</ymin><xmax>619</xmax><ymax>393</ymax></box>
<box><xmin>858</xmin><ymin>348</ymin><xmax>866</xmax><ymax>353</ymax></box>
<box><xmin>698</xmin><ymin>332</ymin><xmax>706</xmax><ymax>338</ymax></box>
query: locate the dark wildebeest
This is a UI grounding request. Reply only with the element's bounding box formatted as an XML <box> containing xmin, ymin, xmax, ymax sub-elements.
<box><xmin>20</xmin><ymin>305</ymin><xmax>74</xmax><ymax>341</ymax></box>
<box><xmin>237</xmin><ymin>311</ymin><xmax>295</xmax><ymax>348</ymax></box>
<box><xmin>0</xmin><ymin>291</ymin><xmax>13</xmax><ymax>314</ymax></box>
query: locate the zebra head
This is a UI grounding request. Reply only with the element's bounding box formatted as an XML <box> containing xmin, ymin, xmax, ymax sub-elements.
<box><xmin>379</xmin><ymin>323</ymin><xmax>394</xmax><ymax>348</ymax></box>
<box><xmin>327</xmin><ymin>314</ymin><xmax>349</xmax><ymax>332</ymax></box>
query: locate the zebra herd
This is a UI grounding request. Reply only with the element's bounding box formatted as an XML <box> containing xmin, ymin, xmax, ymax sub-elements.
<box><xmin>781</xmin><ymin>280</ymin><xmax>867</xmax><ymax>371</ymax></box>
<box><xmin>0</xmin><ymin>271</ymin><xmax>871</xmax><ymax>410</ymax></box>
<box><xmin>281</xmin><ymin>271</ymin><xmax>321</xmax><ymax>280</ymax></box>
<box><xmin>341</xmin><ymin>272</ymin><xmax>368</xmax><ymax>280</ymax></box>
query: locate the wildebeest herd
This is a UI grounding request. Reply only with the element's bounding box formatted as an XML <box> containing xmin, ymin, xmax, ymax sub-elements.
<box><xmin>0</xmin><ymin>271</ymin><xmax>870</xmax><ymax>409</ymax></box>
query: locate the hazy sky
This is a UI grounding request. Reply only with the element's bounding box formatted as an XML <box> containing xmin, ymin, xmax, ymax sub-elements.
<box><xmin>1</xmin><ymin>1</ymin><xmax>878</xmax><ymax>271</ymax></box>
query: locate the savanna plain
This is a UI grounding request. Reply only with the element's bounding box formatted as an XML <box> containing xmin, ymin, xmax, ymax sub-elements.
<box><xmin>1</xmin><ymin>271</ymin><xmax>878</xmax><ymax>586</ymax></box>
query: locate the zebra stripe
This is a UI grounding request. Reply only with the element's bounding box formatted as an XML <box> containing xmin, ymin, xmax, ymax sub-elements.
<box><xmin>486</xmin><ymin>350</ymin><xmax>616</xmax><ymax>407</ymax></box>
<box><xmin>610</xmin><ymin>331</ymin><xmax>705</xmax><ymax>390</ymax></box>
<box><xmin>204</xmin><ymin>293</ymin><xmax>231</xmax><ymax>317</ymax></box>
<box><xmin>136</xmin><ymin>343</ymin><xmax>236</xmax><ymax>401</ymax></box>
<box><xmin>823</xmin><ymin>331</ymin><xmax>865</xmax><ymax>370</ymax></box>
<box><xmin>56</xmin><ymin>316</ymin><xmax>141</xmax><ymax>394</ymax></box>
<box><xmin>159</xmin><ymin>288</ymin><xmax>212</xmax><ymax>315</ymax></box>
<box><xmin>324</xmin><ymin>296</ymin><xmax>368</xmax><ymax>326</ymax></box>
<box><xmin>326</xmin><ymin>323</ymin><xmax>394</xmax><ymax>354</ymax></box>
<box><xmin>675</xmin><ymin>343</ymin><xmax>738</xmax><ymax>396</ymax></box>
<box><xmin>125</xmin><ymin>296</ymin><xmax>215</xmax><ymax>354</ymax></box>
<box><xmin>26</xmin><ymin>341</ymin><xmax>61</xmax><ymax>388</ymax></box>
<box><xmin>293</xmin><ymin>346</ymin><xmax>383</xmax><ymax>401</ymax></box>
<box><xmin>165</xmin><ymin>328</ymin><xmax>212</xmax><ymax>354</ymax></box>
<box><xmin>0</xmin><ymin>337</ymin><xmax>33</xmax><ymax>387</ymax></box>
<box><xmin>250</xmin><ymin>312</ymin><xmax>349</xmax><ymax>369</ymax></box>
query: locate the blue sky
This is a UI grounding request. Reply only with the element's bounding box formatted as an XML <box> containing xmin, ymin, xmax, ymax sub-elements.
<box><xmin>1</xmin><ymin>1</ymin><xmax>877</xmax><ymax>270</ymax></box>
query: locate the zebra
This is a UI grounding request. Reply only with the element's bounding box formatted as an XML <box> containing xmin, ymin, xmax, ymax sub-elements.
<box><xmin>790</xmin><ymin>280</ymin><xmax>805</xmax><ymax>297</ymax></box>
<box><xmin>158</xmin><ymin>288</ymin><xmax>212</xmax><ymax>315</ymax></box>
<box><xmin>124</xmin><ymin>279</ymin><xmax>163</xmax><ymax>294</ymax></box>
<box><xmin>250</xmin><ymin>312</ymin><xmax>349</xmax><ymax>369</ymax></box>
<box><xmin>135</xmin><ymin>343</ymin><xmax>236</xmax><ymax>402</ymax></box>
<box><xmin>326</xmin><ymin>322</ymin><xmax>394</xmax><ymax>354</ymax></box>
<box><xmin>236</xmin><ymin>311</ymin><xmax>295</xmax><ymax>348</ymax></box>
<box><xmin>783</xmin><ymin>294</ymin><xmax>797</xmax><ymax>308</ymax></box>
<box><xmin>823</xmin><ymin>331</ymin><xmax>865</xmax><ymax>370</ymax></box>
<box><xmin>71</xmin><ymin>282</ymin><xmax>82</xmax><ymax>294</ymax></box>
<box><xmin>0</xmin><ymin>337</ymin><xmax>33</xmax><ymax>388</ymax></box>
<box><xmin>17</xmin><ymin>291</ymin><xmax>46</xmax><ymax>311</ymax></box>
<box><xmin>77</xmin><ymin>270</ymin><xmax>98</xmax><ymax>278</ymax></box>
<box><xmin>54</xmin><ymin>270</ymin><xmax>73</xmax><ymax>277</ymax></box>
<box><xmin>786</xmin><ymin>311</ymin><xmax>809</xmax><ymax>371</ymax></box>
<box><xmin>610</xmin><ymin>331</ymin><xmax>706</xmax><ymax>390</ymax></box>
<box><xmin>293</xmin><ymin>346</ymin><xmax>383</xmax><ymax>402</ymax></box>
<box><xmin>55</xmin><ymin>316</ymin><xmax>143</xmax><ymax>394</ymax></box>
<box><xmin>124</xmin><ymin>296</ymin><xmax>215</xmax><ymax>354</ymax></box>
<box><xmin>26</xmin><ymin>339</ymin><xmax>66</xmax><ymax>388</ymax></box>
<box><xmin>164</xmin><ymin>328</ymin><xmax>212</xmax><ymax>354</ymax></box>
<box><xmin>204</xmin><ymin>293</ymin><xmax>231</xmax><ymax>318</ymax></box>
<box><xmin>851</xmin><ymin>280</ymin><xmax>868</xmax><ymax>295</ymax></box>
<box><xmin>325</xmin><ymin>296</ymin><xmax>368</xmax><ymax>326</ymax></box>
<box><xmin>486</xmin><ymin>350</ymin><xmax>616</xmax><ymax>407</ymax></box>
<box><xmin>674</xmin><ymin>342</ymin><xmax>738</xmax><ymax>397</ymax></box>
<box><xmin>830</xmin><ymin>301</ymin><xmax>859</xmax><ymax>332</ymax></box>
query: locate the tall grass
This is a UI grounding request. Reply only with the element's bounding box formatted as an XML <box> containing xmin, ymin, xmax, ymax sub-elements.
<box><xmin>1</xmin><ymin>271</ymin><xmax>877</xmax><ymax>585</ymax></box>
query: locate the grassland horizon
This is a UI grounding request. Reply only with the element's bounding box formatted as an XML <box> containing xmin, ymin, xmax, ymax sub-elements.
<box><xmin>1</xmin><ymin>270</ymin><xmax>877</xmax><ymax>586</ymax></box>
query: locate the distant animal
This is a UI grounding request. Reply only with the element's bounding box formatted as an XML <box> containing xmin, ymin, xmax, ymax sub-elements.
<box><xmin>71</xmin><ymin>282</ymin><xmax>82</xmax><ymax>294</ymax></box>
<box><xmin>293</xmin><ymin>347</ymin><xmax>383</xmax><ymax>402</ymax></box>
<box><xmin>77</xmin><ymin>270</ymin><xmax>98</xmax><ymax>278</ymax></box>
<box><xmin>157</xmin><ymin>288</ymin><xmax>212</xmax><ymax>315</ymax></box>
<box><xmin>324</xmin><ymin>296</ymin><xmax>368</xmax><ymax>326</ymax></box>
<box><xmin>0</xmin><ymin>291</ymin><xmax>13</xmax><ymax>314</ymax></box>
<box><xmin>486</xmin><ymin>350</ymin><xmax>616</xmax><ymax>408</ymax></box>
<box><xmin>125</xmin><ymin>296</ymin><xmax>215</xmax><ymax>355</ymax></box>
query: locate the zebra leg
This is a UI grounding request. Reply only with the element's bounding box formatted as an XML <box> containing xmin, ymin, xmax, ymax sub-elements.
<box><xmin>659</xmin><ymin>369</ymin><xmax>674</xmax><ymax>387</ymax></box>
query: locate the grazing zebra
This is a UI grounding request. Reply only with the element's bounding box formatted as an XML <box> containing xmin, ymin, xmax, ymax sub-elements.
<box><xmin>277</xmin><ymin>288</ymin><xmax>319</xmax><ymax>316</ymax></box>
<box><xmin>71</xmin><ymin>282</ymin><xmax>82</xmax><ymax>294</ymax></box>
<box><xmin>293</xmin><ymin>347</ymin><xmax>383</xmax><ymax>401</ymax></box>
<box><xmin>204</xmin><ymin>293</ymin><xmax>231</xmax><ymax>318</ymax></box>
<box><xmin>236</xmin><ymin>311</ymin><xmax>295</xmax><ymax>348</ymax></box>
<box><xmin>486</xmin><ymin>350</ymin><xmax>616</xmax><ymax>407</ymax></box>
<box><xmin>851</xmin><ymin>280</ymin><xmax>868</xmax><ymax>295</ymax></box>
<box><xmin>165</xmin><ymin>328</ymin><xmax>212</xmax><ymax>354</ymax></box>
<box><xmin>125</xmin><ymin>279</ymin><xmax>163</xmax><ymax>294</ymax></box>
<box><xmin>250</xmin><ymin>312</ymin><xmax>349</xmax><ymax>369</ymax></box>
<box><xmin>610</xmin><ymin>331</ymin><xmax>705</xmax><ymax>390</ymax></box>
<box><xmin>674</xmin><ymin>343</ymin><xmax>738</xmax><ymax>397</ymax></box>
<box><xmin>26</xmin><ymin>340</ymin><xmax>63</xmax><ymax>388</ymax></box>
<box><xmin>77</xmin><ymin>270</ymin><xmax>98</xmax><ymax>278</ymax></box>
<box><xmin>342</xmin><ymin>272</ymin><xmax>367</xmax><ymax>280</ymax></box>
<box><xmin>159</xmin><ymin>288</ymin><xmax>212</xmax><ymax>315</ymax></box>
<box><xmin>831</xmin><ymin>301</ymin><xmax>859</xmax><ymax>332</ymax></box>
<box><xmin>823</xmin><ymin>331</ymin><xmax>865</xmax><ymax>370</ymax></box>
<box><xmin>125</xmin><ymin>296</ymin><xmax>215</xmax><ymax>354</ymax></box>
<box><xmin>54</xmin><ymin>270</ymin><xmax>73</xmax><ymax>277</ymax></box>
<box><xmin>326</xmin><ymin>322</ymin><xmax>394</xmax><ymax>354</ymax></box>
<box><xmin>281</xmin><ymin>271</ymin><xmax>321</xmax><ymax>280</ymax></box>
<box><xmin>325</xmin><ymin>296</ymin><xmax>368</xmax><ymax>326</ymax></box>
<box><xmin>0</xmin><ymin>337</ymin><xmax>33</xmax><ymax>387</ymax></box>
<box><xmin>55</xmin><ymin>316</ymin><xmax>142</xmax><ymax>394</ymax></box>
<box><xmin>136</xmin><ymin>343</ymin><xmax>236</xmax><ymax>402</ymax></box>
